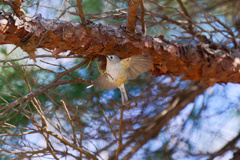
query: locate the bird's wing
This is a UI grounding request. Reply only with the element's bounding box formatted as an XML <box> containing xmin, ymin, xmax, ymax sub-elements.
<box><xmin>120</xmin><ymin>55</ymin><xmax>152</xmax><ymax>79</ymax></box>
<box><xmin>94</xmin><ymin>75</ymin><xmax>118</xmax><ymax>91</ymax></box>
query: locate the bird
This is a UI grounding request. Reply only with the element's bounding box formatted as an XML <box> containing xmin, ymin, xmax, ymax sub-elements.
<box><xmin>91</xmin><ymin>54</ymin><xmax>153</xmax><ymax>105</ymax></box>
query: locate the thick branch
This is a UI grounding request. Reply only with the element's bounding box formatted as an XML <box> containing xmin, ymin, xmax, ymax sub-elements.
<box><xmin>1</xmin><ymin>13</ymin><xmax>240</xmax><ymax>86</ymax></box>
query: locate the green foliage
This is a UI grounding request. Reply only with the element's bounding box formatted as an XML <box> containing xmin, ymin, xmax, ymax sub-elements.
<box><xmin>82</xmin><ymin>0</ymin><xmax>104</xmax><ymax>13</ymax></box>
<box><xmin>0</xmin><ymin>2</ymin><xmax>11</xmax><ymax>12</ymax></box>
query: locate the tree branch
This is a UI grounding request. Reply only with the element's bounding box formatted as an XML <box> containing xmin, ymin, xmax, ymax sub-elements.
<box><xmin>1</xmin><ymin>12</ymin><xmax>240</xmax><ymax>86</ymax></box>
<box><xmin>1</xmin><ymin>0</ymin><xmax>25</xmax><ymax>17</ymax></box>
<box><xmin>2</xmin><ymin>79</ymin><xmax>91</xmax><ymax>119</ymax></box>
<box><xmin>126</xmin><ymin>0</ymin><xmax>140</xmax><ymax>32</ymax></box>
<box><xmin>208</xmin><ymin>133</ymin><xmax>240</xmax><ymax>160</ymax></box>
<box><xmin>76</xmin><ymin>0</ymin><xmax>86</xmax><ymax>26</ymax></box>
<box><xmin>140</xmin><ymin>0</ymin><xmax>146</xmax><ymax>34</ymax></box>
<box><xmin>109</xmin><ymin>84</ymin><xmax>205</xmax><ymax>159</ymax></box>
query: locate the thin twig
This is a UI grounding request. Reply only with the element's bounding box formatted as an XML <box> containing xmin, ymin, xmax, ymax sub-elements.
<box><xmin>0</xmin><ymin>55</ymin><xmax>85</xmax><ymax>63</ymax></box>
<box><xmin>60</xmin><ymin>100</ymin><xmax>77</xmax><ymax>144</ymax></box>
<box><xmin>99</xmin><ymin>105</ymin><xmax>118</xmax><ymax>140</ymax></box>
<box><xmin>115</xmin><ymin>107</ymin><xmax>124</xmax><ymax>160</ymax></box>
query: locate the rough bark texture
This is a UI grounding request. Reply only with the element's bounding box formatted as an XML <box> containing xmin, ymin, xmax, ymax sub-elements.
<box><xmin>1</xmin><ymin>13</ymin><xmax>240</xmax><ymax>86</ymax></box>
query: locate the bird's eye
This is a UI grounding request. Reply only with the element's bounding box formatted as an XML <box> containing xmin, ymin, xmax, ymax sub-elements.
<box><xmin>110</xmin><ymin>56</ymin><xmax>113</xmax><ymax>59</ymax></box>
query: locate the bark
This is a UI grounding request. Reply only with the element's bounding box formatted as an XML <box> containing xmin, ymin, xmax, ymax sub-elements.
<box><xmin>1</xmin><ymin>12</ymin><xmax>240</xmax><ymax>86</ymax></box>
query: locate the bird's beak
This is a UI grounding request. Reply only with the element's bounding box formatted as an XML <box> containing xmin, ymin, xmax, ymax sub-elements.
<box><xmin>104</xmin><ymin>55</ymin><xmax>110</xmax><ymax>60</ymax></box>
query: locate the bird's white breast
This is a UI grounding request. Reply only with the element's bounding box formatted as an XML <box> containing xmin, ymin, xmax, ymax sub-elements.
<box><xmin>106</xmin><ymin>62</ymin><xmax>127</xmax><ymax>86</ymax></box>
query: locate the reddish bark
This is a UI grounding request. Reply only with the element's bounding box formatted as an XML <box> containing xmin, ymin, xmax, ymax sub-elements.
<box><xmin>0</xmin><ymin>13</ymin><xmax>240</xmax><ymax>86</ymax></box>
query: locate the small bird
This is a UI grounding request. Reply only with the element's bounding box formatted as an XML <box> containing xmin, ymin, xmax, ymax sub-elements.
<box><xmin>91</xmin><ymin>54</ymin><xmax>152</xmax><ymax>105</ymax></box>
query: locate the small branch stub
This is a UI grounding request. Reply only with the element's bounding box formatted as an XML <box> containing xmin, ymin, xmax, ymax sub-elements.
<box><xmin>77</xmin><ymin>0</ymin><xmax>87</xmax><ymax>26</ymax></box>
<box><xmin>126</xmin><ymin>0</ymin><xmax>141</xmax><ymax>32</ymax></box>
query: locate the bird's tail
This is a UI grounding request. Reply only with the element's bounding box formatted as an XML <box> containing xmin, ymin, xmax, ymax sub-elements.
<box><xmin>119</xmin><ymin>84</ymin><xmax>128</xmax><ymax>105</ymax></box>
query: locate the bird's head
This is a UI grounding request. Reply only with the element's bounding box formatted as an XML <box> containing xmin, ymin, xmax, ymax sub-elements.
<box><xmin>106</xmin><ymin>55</ymin><xmax>121</xmax><ymax>64</ymax></box>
